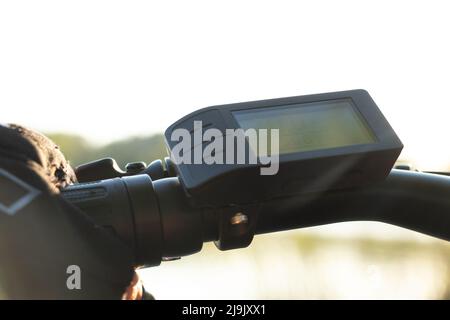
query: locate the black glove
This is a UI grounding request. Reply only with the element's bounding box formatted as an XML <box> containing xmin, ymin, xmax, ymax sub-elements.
<box><xmin>0</xmin><ymin>124</ymin><xmax>134</xmax><ymax>299</ymax></box>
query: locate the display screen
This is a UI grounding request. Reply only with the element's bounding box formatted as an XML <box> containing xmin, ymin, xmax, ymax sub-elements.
<box><xmin>232</xmin><ymin>99</ymin><xmax>376</xmax><ymax>155</ymax></box>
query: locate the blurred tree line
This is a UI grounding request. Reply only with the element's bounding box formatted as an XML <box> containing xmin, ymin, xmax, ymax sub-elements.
<box><xmin>47</xmin><ymin>133</ymin><xmax>168</xmax><ymax>168</ymax></box>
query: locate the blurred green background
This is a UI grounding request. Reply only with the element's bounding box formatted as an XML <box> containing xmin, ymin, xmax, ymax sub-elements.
<box><xmin>47</xmin><ymin>133</ymin><xmax>168</xmax><ymax>169</ymax></box>
<box><xmin>47</xmin><ymin>133</ymin><xmax>450</xmax><ymax>300</ymax></box>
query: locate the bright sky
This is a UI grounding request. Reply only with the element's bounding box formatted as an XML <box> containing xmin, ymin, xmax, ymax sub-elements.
<box><xmin>1</xmin><ymin>0</ymin><xmax>449</xmax><ymax>170</ymax></box>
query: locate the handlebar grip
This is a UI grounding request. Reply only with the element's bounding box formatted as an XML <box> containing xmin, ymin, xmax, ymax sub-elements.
<box><xmin>62</xmin><ymin>175</ymin><xmax>164</xmax><ymax>266</ymax></box>
<box><xmin>62</xmin><ymin>175</ymin><xmax>204</xmax><ymax>267</ymax></box>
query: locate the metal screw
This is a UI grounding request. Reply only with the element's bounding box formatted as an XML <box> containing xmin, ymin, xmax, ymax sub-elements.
<box><xmin>230</xmin><ymin>212</ymin><xmax>249</xmax><ymax>225</ymax></box>
<box><xmin>162</xmin><ymin>256</ymin><xmax>181</xmax><ymax>262</ymax></box>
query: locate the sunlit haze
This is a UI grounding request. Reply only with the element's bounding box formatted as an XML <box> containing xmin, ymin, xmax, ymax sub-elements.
<box><xmin>1</xmin><ymin>1</ymin><xmax>449</xmax><ymax>171</ymax></box>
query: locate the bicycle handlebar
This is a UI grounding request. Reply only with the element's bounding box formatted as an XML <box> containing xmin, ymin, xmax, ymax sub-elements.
<box><xmin>253</xmin><ymin>169</ymin><xmax>450</xmax><ymax>241</ymax></box>
<box><xmin>62</xmin><ymin>169</ymin><xmax>450</xmax><ymax>267</ymax></box>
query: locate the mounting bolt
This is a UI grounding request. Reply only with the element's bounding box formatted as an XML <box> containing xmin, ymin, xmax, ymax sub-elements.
<box><xmin>162</xmin><ymin>256</ymin><xmax>181</xmax><ymax>262</ymax></box>
<box><xmin>230</xmin><ymin>212</ymin><xmax>248</xmax><ymax>225</ymax></box>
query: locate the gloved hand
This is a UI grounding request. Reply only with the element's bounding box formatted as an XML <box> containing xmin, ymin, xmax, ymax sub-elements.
<box><xmin>0</xmin><ymin>124</ymin><xmax>140</xmax><ymax>299</ymax></box>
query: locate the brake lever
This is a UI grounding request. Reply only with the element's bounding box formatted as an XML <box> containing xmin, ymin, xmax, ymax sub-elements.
<box><xmin>75</xmin><ymin>157</ymin><xmax>175</xmax><ymax>183</ymax></box>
